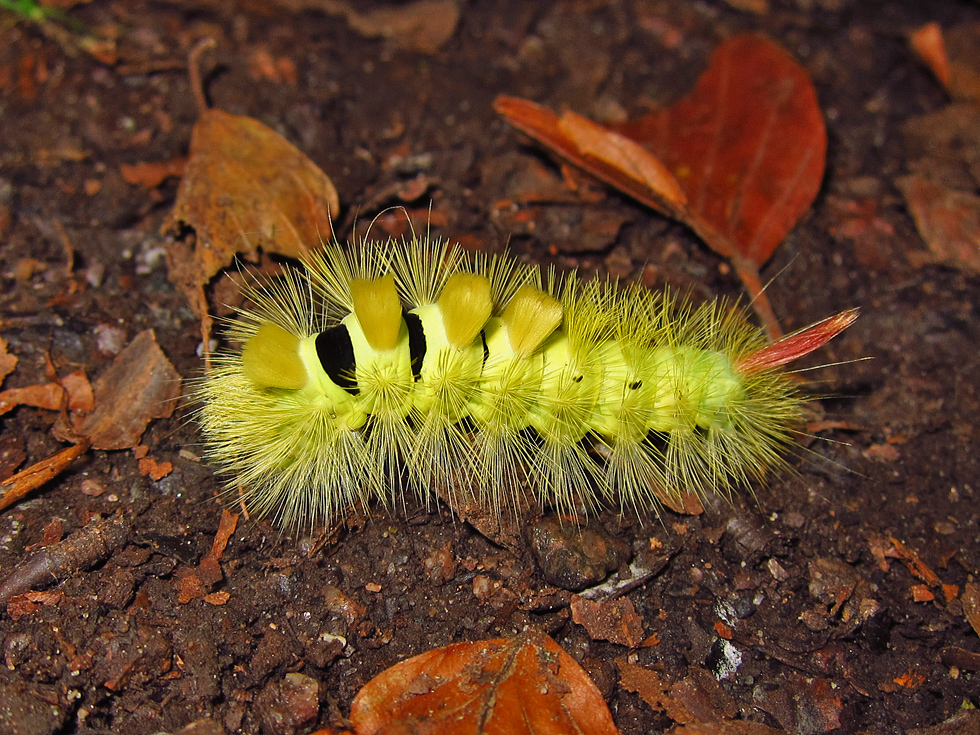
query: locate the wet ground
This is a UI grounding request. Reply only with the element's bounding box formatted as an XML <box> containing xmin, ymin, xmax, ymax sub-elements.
<box><xmin>1</xmin><ymin>1</ymin><xmax>979</xmax><ymax>733</ymax></box>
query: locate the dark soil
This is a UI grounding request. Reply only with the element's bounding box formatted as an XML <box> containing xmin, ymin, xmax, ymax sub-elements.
<box><xmin>1</xmin><ymin>1</ymin><xmax>979</xmax><ymax>734</ymax></box>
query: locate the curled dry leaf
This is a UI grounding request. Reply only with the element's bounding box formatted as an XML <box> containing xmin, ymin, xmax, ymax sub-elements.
<box><xmin>166</xmin><ymin>107</ymin><xmax>340</xmax><ymax>340</ymax></box>
<box><xmin>350</xmin><ymin>629</ymin><xmax>621</xmax><ymax>735</ymax></box>
<box><xmin>496</xmin><ymin>33</ymin><xmax>827</xmax><ymax>338</ymax></box>
<box><xmin>74</xmin><ymin>329</ymin><xmax>182</xmax><ymax>450</ymax></box>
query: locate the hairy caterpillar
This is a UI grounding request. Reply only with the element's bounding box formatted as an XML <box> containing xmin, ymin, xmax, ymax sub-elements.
<box><xmin>196</xmin><ymin>236</ymin><xmax>855</xmax><ymax>531</ymax></box>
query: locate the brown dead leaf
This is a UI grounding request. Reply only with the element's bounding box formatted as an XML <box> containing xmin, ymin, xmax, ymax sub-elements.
<box><xmin>176</xmin><ymin>510</ymin><xmax>238</xmax><ymax>604</ymax></box>
<box><xmin>203</xmin><ymin>591</ymin><xmax>231</xmax><ymax>605</ymax></box>
<box><xmin>74</xmin><ymin>330</ymin><xmax>182</xmax><ymax>450</ymax></box>
<box><xmin>138</xmin><ymin>457</ymin><xmax>173</xmax><ymax>481</ymax></box>
<box><xmin>903</xmin><ymin>104</ymin><xmax>980</xmax><ymax>192</ymax></box>
<box><xmin>166</xmin><ymin>107</ymin><xmax>340</xmax><ymax>328</ymax></box>
<box><xmin>558</xmin><ymin>111</ymin><xmax>687</xmax><ymax>208</ymax></box>
<box><xmin>668</xmin><ymin>668</ymin><xmax>739</xmax><ymax>724</ymax></box>
<box><xmin>571</xmin><ymin>595</ymin><xmax>646</xmax><ymax>647</ymax></box>
<box><xmin>6</xmin><ymin>589</ymin><xmax>65</xmax><ymax>621</ymax></box>
<box><xmin>497</xmin><ymin>34</ymin><xmax>827</xmax><ymax>338</ymax></box>
<box><xmin>350</xmin><ymin>629</ymin><xmax>620</xmax><ymax>735</ymax></box>
<box><xmin>897</xmin><ymin>174</ymin><xmax>980</xmax><ymax>273</ymax></box>
<box><xmin>0</xmin><ymin>337</ymin><xmax>17</xmax><ymax>384</ymax></box>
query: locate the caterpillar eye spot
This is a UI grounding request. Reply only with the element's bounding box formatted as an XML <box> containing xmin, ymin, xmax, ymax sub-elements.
<box><xmin>196</xmin><ymin>235</ymin><xmax>852</xmax><ymax>533</ymax></box>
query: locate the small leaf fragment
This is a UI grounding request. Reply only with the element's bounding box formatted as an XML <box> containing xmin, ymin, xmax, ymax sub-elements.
<box><xmin>0</xmin><ymin>336</ymin><xmax>17</xmax><ymax>384</ymax></box>
<box><xmin>74</xmin><ymin>330</ymin><xmax>182</xmax><ymax>450</ymax></box>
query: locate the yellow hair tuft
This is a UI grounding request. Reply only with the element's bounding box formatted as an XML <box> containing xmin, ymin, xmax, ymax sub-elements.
<box><xmin>437</xmin><ymin>272</ymin><xmax>493</xmax><ymax>349</ymax></box>
<box><xmin>241</xmin><ymin>322</ymin><xmax>308</xmax><ymax>390</ymax></box>
<box><xmin>501</xmin><ymin>284</ymin><xmax>564</xmax><ymax>356</ymax></box>
<box><xmin>350</xmin><ymin>273</ymin><xmax>403</xmax><ymax>352</ymax></box>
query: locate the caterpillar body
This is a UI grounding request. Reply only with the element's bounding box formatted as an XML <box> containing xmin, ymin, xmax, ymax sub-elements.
<box><xmin>197</xmin><ymin>236</ymin><xmax>855</xmax><ymax>531</ymax></box>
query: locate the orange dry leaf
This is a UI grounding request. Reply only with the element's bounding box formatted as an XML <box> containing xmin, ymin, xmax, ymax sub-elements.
<box><xmin>893</xmin><ymin>671</ymin><xmax>925</xmax><ymax>690</ymax></box>
<box><xmin>176</xmin><ymin>510</ymin><xmax>238</xmax><ymax>604</ymax></box>
<box><xmin>944</xmin><ymin>23</ymin><xmax>980</xmax><ymax>102</ymax></box>
<box><xmin>496</xmin><ymin>33</ymin><xmax>827</xmax><ymax>338</ymax></box>
<box><xmin>166</xmin><ymin>107</ymin><xmax>339</xmax><ymax>320</ymax></box>
<box><xmin>349</xmin><ymin>629</ymin><xmax>620</xmax><ymax>735</ymax></box>
<box><xmin>62</xmin><ymin>369</ymin><xmax>94</xmax><ymax>413</ymax></box>
<box><xmin>138</xmin><ymin>457</ymin><xmax>173</xmax><ymax>481</ymax></box>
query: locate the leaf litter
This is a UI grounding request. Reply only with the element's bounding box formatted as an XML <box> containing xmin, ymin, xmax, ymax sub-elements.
<box><xmin>496</xmin><ymin>34</ymin><xmax>827</xmax><ymax>338</ymax></box>
<box><xmin>0</xmin><ymin>329</ymin><xmax>180</xmax><ymax>513</ymax></box>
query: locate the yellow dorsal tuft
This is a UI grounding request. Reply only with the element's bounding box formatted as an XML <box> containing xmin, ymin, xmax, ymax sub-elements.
<box><xmin>241</xmin><ymin>322</ymin><xmax>308</xmax><ymax>390</ymax></box>
<box><xmin>350</xmin><ymin>273</ymin><xmax>403</xmax><ymax>352</ymax></box>
<box><xmin>501</xmin><ymin>284</ymin><xmax>563</xmax><ymax>356</ymax></box>
<box><xmin>437</xmin><ymin>272</ymin><xmax>493</xmax><ymax>349</ymax></box>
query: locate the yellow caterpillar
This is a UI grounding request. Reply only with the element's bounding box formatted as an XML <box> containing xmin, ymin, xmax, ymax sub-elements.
<box><xmin>196</xmin><ymin>236</ymin><xmax>855</xmax><ymax>531</ymax></box>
